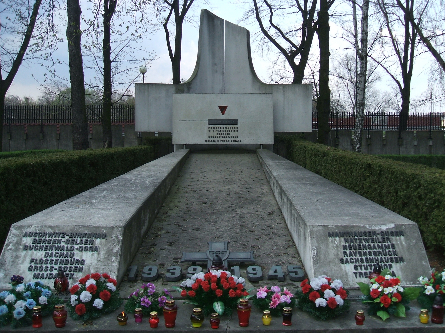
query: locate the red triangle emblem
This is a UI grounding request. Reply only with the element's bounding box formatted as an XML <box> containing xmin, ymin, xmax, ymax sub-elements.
<box><xmin>218</xmin><ymin>105</ymin><xmax>228</xmax><ymax>115</ymax></box>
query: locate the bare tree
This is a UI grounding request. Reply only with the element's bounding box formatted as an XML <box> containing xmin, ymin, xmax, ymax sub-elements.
<box><xmin>67</xmin><ymin>0</ymin><xmax>89</xmax><ymax>150</ymax></box>
<box><xmin>396</xmin><ymin>0</ymin><xmax>445</xmax><ymax>73</ymax></box>
<box><xmin>0</xmin><ymin>0</ymin><xmax>43</xmax><ymax>152</ymax></box>
<box><xmin>316</xmin><ymin>0</ymin><xmax>335</xmax><ymax>144</ymax></box>
<box><xmin>252</xmin><ymin>0</ymin><xmax>318</xmax><ymax>84</ymax></box>
<box><xmin>160</xmin><ymin>0</ymin><xmax>195</xmax><ymax>84</ymax></box>
<box><xmin>375</xmin><ymin>0</ymin><xmax>418</xmax><ymax>132</ymax></box>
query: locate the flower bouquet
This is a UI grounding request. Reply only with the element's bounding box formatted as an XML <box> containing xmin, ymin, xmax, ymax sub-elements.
<box><xmin>178</xmin><ymin>270</ymin><xmax>248</xmax><ymax>316</ymax></box>
<box><xmin>0</xmin><ymin>275</ymin><xmax>61</xmax><ymax>328</ymax></box>
<box><xmin>251</xmin><ymin>285</ymin><xmax>295</xmax><ymax>316</ymax></box>
<box><xmin>295</xmin><ymin>275</ymin><xmax>350</xmax><ymax>320</ymax></box>
<box><xmin>124</xmin><ymin>282</ymin><xmax>172</xmax><ymax>316</ymax></box>
<box><xmin>357</xmin><ymin>269</ymin><xmax>420</xmax><ymax>321</ymax></box>
<box><xmin>417</xmin><ymin>269</ymin><xmax>445</xmax><ymax>310</ymax></box>
<box><xmin>67</xmin><ymin>273</ymin><xmax>122</xmax><ymax>321</ymax></box>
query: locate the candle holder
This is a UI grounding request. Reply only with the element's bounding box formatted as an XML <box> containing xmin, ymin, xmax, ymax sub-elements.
<box><xmin>53</xmin><ymin>304</ymin><xmax>67</xmax><ymax>328</ymax></box>
<box><xmin>190</xmin><ymin>308</ymin><xmax>204</xmax><ymax>328</ymax></box>
<box><xmin>163</xmin><ymin>299</ymin><xmax>178</xmax><ymax>328</ymax></box>
<box><xmin>32</xmin><ymin>306</ymin><xmax>42</xmax><ymax>328</ymax></box>
<box><xmin>262</xmin><ymin>310</ymin><xmax>271</xmax><ymax>326</ymax></box>
<box><xmin>419</xmin><ymin>309</ymin><xmax>429</xmax><ymax>324</ymax></box>
<box><xmin>237</xmin><ymin>299</ymin><xmax>251</xmax><ymax>327</ymax></box>
<box><xmin>210</xmin><ymin>313</ymin><xmax>220</xmax><ymax>329</ymax></box>
<box><xmin>134</xmin><ymin>308</ymin><xmax>143</xmax><ymax>323</ymax></box>
<box><xmin>282</xmin><ymin>307</ymin><xmax>292</xmax><ymax>326</ymax></box>
<box><xmin>117</xmin><ymin>311</ymin><xmax>128</xmax><ymax>326</ymax></box>
<box><xmin>149</xmin><ymin>311</ymin><xmax>160</xmax><ymax>328</ymax></box>
<box><xmin>54</xmin><ymin>269</ymin><xmax>69</xmax><ymax>293</ymax></box>
<box><xmin>355</xmin><ymin>310</ymin><xmax>365</xmax><ymax>325</ymax></box>
<box><xmin>432</xmin><ymin>295</ymin><xmax>444</xmax><ymax>324</ymax></box>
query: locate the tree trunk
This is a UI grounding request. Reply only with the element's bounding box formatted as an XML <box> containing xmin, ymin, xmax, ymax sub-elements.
<box><xmin>67</xmin><ymin>0</ymin><xmax>89</xmax><ymax>150</ymax></box>
<box><xmin>0</xmin><ymin>0</ymin><xmax>42</xmax><ymax>152</ymax></box>
<box><xmin>353</xmin><ymin>0</ymin><xmax>369</xmax><ymax>152</ymax></box>
<box><xmin>316</xmin><ymin>0</ymin><xmax>331</xmax><ymax>145</ymax></box>
<box><xmin>102</xmin><ymin>0</ymin><xmax>117</xmax><ymax>148</ymax></box>
<box><xmin>172</xmin><ymin>0</ymin><xmax>182</xmax><ymax>84</ymax></box>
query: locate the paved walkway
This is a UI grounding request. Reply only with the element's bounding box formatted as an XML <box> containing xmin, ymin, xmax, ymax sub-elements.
<box><xmin>120</xmin><ymin>150</ymin><xmax>303</xmax><ymax>297</ymax></box>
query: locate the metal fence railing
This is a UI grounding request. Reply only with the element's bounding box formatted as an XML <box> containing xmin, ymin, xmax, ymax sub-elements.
<box><xmin>3</xmin><ymin>104</ymin><xmax>135</xmax><ymax>125</ymax></box>
<box><xmin>312</xmin><ymin>112</ymin><xmax>445</xmax><ymax>131</ymax></box>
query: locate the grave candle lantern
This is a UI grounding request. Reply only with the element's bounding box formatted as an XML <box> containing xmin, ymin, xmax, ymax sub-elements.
<box><xmin>163</xmin><ymin>299</ymin><xmax>178</xmax><ymax>328</ymax></box>
<box><xmin>210</xmin><ymin>313</ymin><xmax>220</xmax><ymax>329</ymax></box>
<box><xmin>282</xmin><ymin>307</ymin><xmax>292</xmax><ymax>326</ymax></box>
<box><xmin>54</xmin><ymin>269</ymin><xmax>69</xmax><ymax>293</ymax></box>
<box><xmin>432</xmin><ymin>295</ymin><xmax>444</xmax><ymax>324</ymax></box>
<box><xmin>149</xmin><ymin>311</ymin><xmax>160</xmax><ymax>328</ymax></box>
<box><xmin>190</xmin><ymin>308</ymin><xmax>204</xmax><ymax>327</ymax></box>
<box><xmin>32</xmin><ymin>306</ymin><xmax>43</xmax><ymax>328</ymax></box>
<box><xmin>262</xmin><ymin>310</ymin><xmax>271</xmax><ymax>326</ymax></box>
<box><xmin>134</xmin><ymin>308</ymin><xmax>143</xmax><ymax>323</ymax></box>
<box><xmin>355</xmin><ymin>310</ymin><xmax>365</xmax><ymax>325</ymax></box>
<box><xmin>419</xmin><ymin>309</ymin><xmax>429</xmax><ymax>324</ymax></box>
<box><xmin>52</xmin><ymin>304</ymin><xmax>67</xmax><ymax>328</ymax></box>
<box><xmin>117</xmin><ymin>311</ymin><xmax>128</xmax><ymax>326</ymax></box>
<box><xmin>237</xmin><ymin>299</ymin><xmax>251</xmax><ymax>327</ymax></box>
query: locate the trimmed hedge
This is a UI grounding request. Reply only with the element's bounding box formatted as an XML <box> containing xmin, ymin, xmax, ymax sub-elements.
<box><xmin>0</xmin><ymin>146</ymin><xmax>154</xmax><ymax>251</ymax></box>
<box><xmin>285</xmin><ymin>138</ymin><xmax>445</xmax><ymax>254</ymax></box>
<box><xmin>380</xmin><ymin>155</ymin><xmax>445</xmax><ymax>170</ymax></box>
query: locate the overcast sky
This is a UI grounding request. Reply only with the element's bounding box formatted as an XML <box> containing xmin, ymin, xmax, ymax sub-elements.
<box><xmin>4</xmin><ymin>0</ymin><xmax>437</xmax><ymax>112</ymax></box>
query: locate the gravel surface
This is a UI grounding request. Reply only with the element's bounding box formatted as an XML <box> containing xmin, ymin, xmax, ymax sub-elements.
<box><xmin>119</xmin><ymin>150</ymin><xmax>304</xmax><ymax>297</ymax></box>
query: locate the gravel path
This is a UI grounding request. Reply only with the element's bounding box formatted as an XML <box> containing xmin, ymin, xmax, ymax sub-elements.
<box><xmin>119</xmin><ymin>150</ymin><xmax>304</xmax><ymax>296</ymax></box>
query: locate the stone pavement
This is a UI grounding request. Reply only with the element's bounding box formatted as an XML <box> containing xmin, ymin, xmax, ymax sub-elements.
<box><xmin>1</xmin><ymin>150</ymin><xmax>444</xmax><ymax>332</ymax></box>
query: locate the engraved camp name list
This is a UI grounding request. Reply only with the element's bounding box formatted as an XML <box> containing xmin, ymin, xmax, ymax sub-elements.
<box><xmin>205</xmin><ymin>119</ymin><xmax>241</xmax><ymax>143</ymax></box>
<box><xmin>22</xmin><ymin>231</ymin><xmax>106</xmax><ymax>280</ymax></box>
<box><xmin>328</xmin><ymin>230</ymin><xmax>406</xmax><ymax>279</ymax></box>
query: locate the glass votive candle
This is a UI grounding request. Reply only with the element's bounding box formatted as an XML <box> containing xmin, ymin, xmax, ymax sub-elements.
<box><xmin>149</xmin><ymin>311</ymin><xmax>160</xmax><ymax>328</ymax></box>
<box><xmin>282</xmin><ymin>307</ymin><xmax>292</xmax><ymax>326</ymax></box>
<box><xmin>262</xmin><ymin>310</ymin><xmax>271</xmax><ymax>325</ymax></box>
<box><xmin>210</xmin><ymin>313</ymin><xmax>220</xmax><ymax>329</ymax></box>
<box><xmin>134</xmin><ymin>308</ymin><xmax>143</xmax><ymax>323</ymax></box>
<box><xmin>117</xmin><ymin>311</ymin><xmax>128</xmax><ymax>326</ymax></box>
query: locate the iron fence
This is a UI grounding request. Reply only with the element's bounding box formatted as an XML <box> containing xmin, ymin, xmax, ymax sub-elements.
<box><xmin>3</xmin><ymin>104</ymin><xmax>135</xmax><ymax>125</ymax></box>
<box><xmin>312</xmin><ymin>112</ymin><xmax>445</xmax><ymax>131</ymax></box>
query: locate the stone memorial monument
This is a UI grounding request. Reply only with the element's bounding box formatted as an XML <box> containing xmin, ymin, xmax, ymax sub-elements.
<box><xmin>135</xmin><ymin>9</ymin><xmax>312</xmax><ymax>150</ymax></box>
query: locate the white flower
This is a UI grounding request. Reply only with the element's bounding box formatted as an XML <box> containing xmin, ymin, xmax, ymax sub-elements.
<box><xmin>79</xmin><ymin>291</ymin><xmax>92</xmax><ymax>303</ymax></box>
<box><xmin>384</xmin><ymin>287</ymin><xmax>394</xmax><ymax>294</ymax></box>
<box><xmin>442</xmin><ymin>271</ymin><xmax>445</xmax><ymax>281</ymax></box>
<box><xmin>385</xmin><ymin>275</ymin><xmax>392</xmax><ymax>280</ymax></box>
<box><xmin>237</xmin><ymin>277</ymin><xmax>245</xmax><ymax>285</ymax></box>
<box><xmin>425</xmin><ymin>286</ymin><xmax>435</xmax><ymax>295</ymax></box>
<box><xmin>71</xmin><ymin>295</ymin><xmax>78</xmax><ymax>306</ymax></box>
<box><xmin>4</xmin><ymin>294</ymin><xmax>16</xmax><ymax>304</ymax></box>
<box><xmin>106</xmin><ymin>283</ymin><xmax>116</xmax><ymax>292</ymax></box>
<box><xmin>195</xmin><ymin>272</ymin><xmax>205</xmax><ymax>280</ymax></box>
<box><xmin>85</xmin><ymin>279</ymin><xmax>96</xmax><ymax>287</ymax></box>
<box><xmin>39</xmin><ymin>296</ymin><xmax>48</xmax><ymax>305</ymax></box>
<box><xmin>378</xmin><ymin>286</ymin><xmax>383</xmax><ymax>292</ymax></box>
<box><xmin>318</xmin><ymin>277</ymin><xmax>329</xmax><ymax>285</ymax></box>
<box><xmin>324</xmin><ymin>290</ymin><xmax>335</xmax><ymax>299</ymax></box>
<box><xmin>310</xmin><ymin>278</ymin><xmax>323</xmax><ymax>291</ymax></box>
<box><xmin>14</xmin><ymin>300</ymin><xmax>27</xmax><ymax>309</ymax></box>
<box><xmin>419</xmin><ymin>276</ymin><xmax>429</xmax><ymax>284</ymax></box>
<box><xmin>371</xmin><ymin>283</ymin><xmax>380</xmax><ymax>290</ymax></box>
<box><xmin>330</xmin><ymin>279</ymin><xmax>343</xmax><ymax>290</ymax></box>
<box><xmin>396</xmin><ymin>286</ymin><xmax>404</xmax><ymax>293</ymax></box>
<box><xmin>93</xmin><ymin>298</ymin><xmax>104</xmax><ymax>309</ymax></box>
<box><xmin>15</xmin><ymin>284</ymin><xmax>25</xmax><ymax>293</ymax></box>
<box><xmin>180</xmin><ymin>279</ymin><xmax>194</xmax><ymax>288</ymax></box>
<box><xmin>334</xmin><ymin>295</ymin><xmax>344</xmax><ymax>306</ymax></box>
<box><xmin>209</xmin><ymin>270</ymin><xmax>221</xmax><ymax>278</ymax></box>
<box><xmin>315</xmin><ymin>298</ymin><xmax>327</xmax><ymax>307</ymax></box>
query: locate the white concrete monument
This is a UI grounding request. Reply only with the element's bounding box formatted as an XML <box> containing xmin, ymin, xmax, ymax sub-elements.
<box><xmin>135</xmin><ymin>10</ymin><xmax>312</xmax><ymax>150</ymax></box>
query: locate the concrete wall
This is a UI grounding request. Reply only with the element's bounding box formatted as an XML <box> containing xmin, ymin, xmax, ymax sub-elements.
<box><xmin>2</xmin><ymin>124</ymin><xmax>139</xmax><ymax>152</ymax></box>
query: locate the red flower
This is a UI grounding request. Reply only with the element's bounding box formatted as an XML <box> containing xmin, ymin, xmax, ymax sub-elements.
<box><xmin>383</xmin><ymin>280</ymin><xmax>393</xmax><ymax>288</ymax></box>
<box><xmin>211</xmin><ymin>283</ymin><xmax>218</xmax><ymax>291</ymax></box>
<box><xmin>302</xmin><ymin>284</ymin><xmax>311</xmax><ymax>294</ymax></box>
<box><xmin>228</xmin><ymin>276</ymin><xmax>235</xmax><ymax>283</ymax></box>
<box><xmin>309</xmin><ymin>291</ymin><xmax>320</xmax><ymax>302</ymax></box>
<box><xmin>75</xmin><ymin>304</ymin><xmax>86</xmax><ymax>316</ymax></box>
<box><xmin>70</xmin><ymin>284</ymin><xmax>80</xmax><ymax>295</ymax></box>
<box><xmin>215</xmin><ymin>289</ymin><xmax>223</xmax><ymax>297</ymax></box>
<box><xmin>237</xmin><ymin>284</ymin><xmax>244</xmax><ymax>290</ymax></box>
<box><xmin>91</xmin><ymin>273</ymin><xmax>101</xmax><ymax>281</ymax></box>
<box><xmin>300</xmin><ymin>279</ymin><xmax>308</xmax><ymax>287</ymax></box>
<box><xmin>327</xmin><ymin>297</ymin><xmax>338</xmax><ymax>309</ymax></box>
<box><xmin>375</xmin><ymin>276</ymin><xmax>385</xmax><ymax>284</ymax></box>
<box><xmin>181</xmin><ymin>289</ymin><xmax>187</xmax><ymax>297</ymax></box>
<box><xmin>326</xmin><ymin>277</ymin><xmax>332</xmax><ymax>283</ymax></box>
<box><xmin>380</xmin><ymin>295</ymin><xmax>392</xmax><ymax>308</ymax></box>
<box><xmin>211</xmin><ymin>276</ymin><xmax>217</xmax><ymax>284</ymax></box>
<box><xmin>392</xmin><ymin>293</ymin><xmax>402</xmax><ymax>302</ymax></box>
<box><xmin>195</xmin><ymin>279</ymin><xmax>203</xmax><ymax>285</ymax></box>
<box><xmin>202</xmin><ymin>284</ymin><xmax>210</xmax><ymax>292</ymax></box>
<box><xmin>192</xmin><ymin>283</ymin><xmax>199</xmax><ymax>290</ymax></box>
<box><xmin>242</xmin><ymin>291</ymin><xmax>249</xmax><ymax>296</ymax></box>
<box><xmin>188</xmin><ymin>290</ymin><xmax>196</xmax><ymax>297</ymax></box>
<box><xmin>108</xmin><ymin>278</ymin><xmax>117</xmax><ymax>286</ymax></box>
<box><xmin>390</xmin><ymin>278</ymin><xmax>400</xmax><ymax>286</ymax></box>
<box><xmin>222</xmin><ymin>282</ymin><xmax>230</xmax><ymax>290</ymax></box>
<box><xmin>220</xmin><ymin>272</ymin><xmax>228</xmax><ymax>279</ymax></box>
<box><xmin>437</xmin><ymin>285</ymin><xmax>441</xmax><ymax>290</ymax></box>
<box><xmin>370</xmin><ymin>289</ymin><xmax>381</xmax><ymax>299</ymax></box>
<box><xmin>79</xmin><ymin>275</ymin><xmax>90</xmax><ymax>285</ymax></box>
<box><xmin>229</xmin><ymin>281</ymin><xmax>237</xmax><ymax>289</ymax></box>
<box><xmin>336</xmin><ymin>287</ymin><xmax>348</xmax><ymax>300</ymax></box>
<box><xmin>86</xmin><ymin>284</ymin><xmax>97</xmax><ymax>294</ymax></box>
<box><xmin>204</xmin><ymin>273</ymin><xmax>212</xmax><ymax>280</ymax></box>
<box><xmin>320</xmin><ymin>284</ymin><xmax>331</xmax><ymax>292</ymax></box>
<box><xmin>229</xmin><ymin>289</ymin><xmax>237</xmax><ymax>297</ymax></box>
<box><xmin>99</xmin><ymin>290</ymin><xmax>111</xmax><ymax>302</ymax></box>
<box><xmin>102</xmin><ymin>273</ymin><xmax>110</xmax><ymax>279</ymax></box>
<box><xmin>236</xmin><ymin>290</ymin><xmax>242</xmax><ymax>297</ymax></box>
